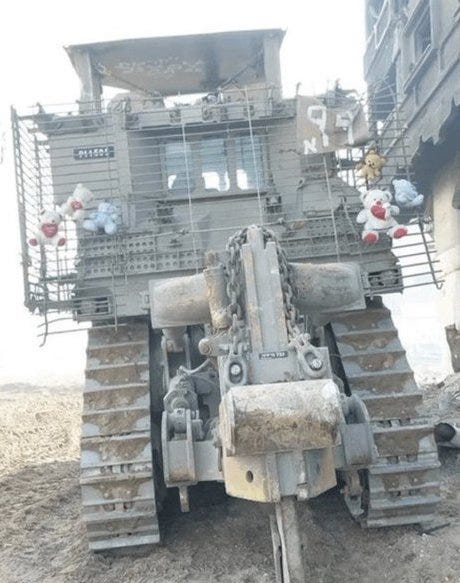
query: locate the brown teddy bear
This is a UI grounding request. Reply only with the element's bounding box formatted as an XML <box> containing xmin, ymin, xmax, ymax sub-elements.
<box><xmin>356</xmin><ymin>149</ymin><xmax>387</xmax><ymax>182</ymax></box>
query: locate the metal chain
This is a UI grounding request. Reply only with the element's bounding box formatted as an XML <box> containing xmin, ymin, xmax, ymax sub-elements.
<box><xmin>224</xmin><ymin>227</ymin><xmax>301</xmax><ymax>355</ymax></box>
<box><xmin>225</xmin><ymin>227</ymin><xmax>247</xmax><ymax>355</ymax></box>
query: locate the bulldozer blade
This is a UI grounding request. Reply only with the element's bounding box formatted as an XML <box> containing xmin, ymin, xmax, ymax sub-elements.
<box><xmin>270</xmin><ymin>497</ymin><xmax>306</xmax><ymax>583</ymax></box>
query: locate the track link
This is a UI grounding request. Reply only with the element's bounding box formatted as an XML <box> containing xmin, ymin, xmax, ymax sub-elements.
<box><xmin>80</xmin><ymin>321</ymin><xmax>159</xmax><ymax>551</ymax></box>
<box><xmin>330</xmin><ymin>299</ymin><xmax>441</xmax><ymax>528</ymax></box>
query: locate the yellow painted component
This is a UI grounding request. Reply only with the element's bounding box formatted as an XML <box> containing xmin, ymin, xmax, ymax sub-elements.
<box><xmin>222</xmin><ymin>447</ymin><xmax>338</xmax><ymax>503</ymax></box>
<box><xmin>222</xmin><ymin>452</ymin><xmax>272</xmax><ymax>502</ymax></box>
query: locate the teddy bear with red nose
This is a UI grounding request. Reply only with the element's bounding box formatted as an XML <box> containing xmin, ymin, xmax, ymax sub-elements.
<box><xmin>60</xmin><ymin>183</ymin><xmax>93</xmax><ymax>222</ymax></box>
<box><xmin>29</xmin><ymin>209</ymin><xmax>66</xmax><ymax>247</ymax></box>
<box><xmin>357</xmin><ymin>189</ymin><xmax>408</xmax><ymax>244</ymax></box>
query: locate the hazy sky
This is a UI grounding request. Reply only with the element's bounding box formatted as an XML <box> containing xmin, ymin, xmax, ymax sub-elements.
<box><xmin>0</xmin><ymin>0</ymin><xmax>367</xmax><ymax>108</ymax></box>
<box><xmin>0</xmin><ymin>0</ymin><xmax>451</xmax><ymax>385</ymax></box>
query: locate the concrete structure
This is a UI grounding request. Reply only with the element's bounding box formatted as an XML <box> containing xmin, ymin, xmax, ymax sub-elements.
<box><xmin>363</xmin><ymin>0</ymin><xmax>460</xmax><ymax>369</ymax></box>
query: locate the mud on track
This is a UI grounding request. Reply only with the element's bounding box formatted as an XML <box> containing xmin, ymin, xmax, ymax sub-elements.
<box><xmin>0</xmin><ymin>382</ymin><xmax>458</xmax><ymax>583</ymax></box>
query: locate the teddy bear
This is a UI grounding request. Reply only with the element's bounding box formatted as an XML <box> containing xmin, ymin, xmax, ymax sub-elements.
<box><xmin>83</xmin><ymin>201</ymin><xmax>120</xmax><ymax>235</ymax></box>
<box><xmin>29</xmin><ymin>209</ymin><xmax>66</xmax><ymax>247</ymax></box>
<box><xmin>357</xmin><ymin>189</ymin><xmax>408</xmax><ymax>244</ymax></box>
<box><xmin>356</xmin><ymin>149</ymin><xmax>387</xmax><ymax>182</ymax></box>
<box><xmin>392</xmin><ymin>179</ymin><xmax>424</xmax><ymax>208</ymax></box>
<box><xmin>60</xmin><ymin>183</ymin><xmax>93</xmax><ymax>222</ymax></box>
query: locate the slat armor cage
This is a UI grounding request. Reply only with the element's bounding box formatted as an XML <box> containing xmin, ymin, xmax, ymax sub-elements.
<box><xmin>12</xmin><ymin>81</ymin><xmax>442</xmax><ymax>339</ymax></box>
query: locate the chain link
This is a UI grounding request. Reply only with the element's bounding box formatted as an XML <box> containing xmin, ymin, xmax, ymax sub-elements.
<box><xmin>224</xmin><ymin>227</ymin><xmax>300</xmax><ymax>356</ymax></box>
<box><xmin>225</xmin><ymin>228</ymin><xmax>247</xmax><ymax>355</ymax></box>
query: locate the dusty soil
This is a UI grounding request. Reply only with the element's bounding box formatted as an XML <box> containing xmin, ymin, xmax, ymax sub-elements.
<box><xmin>0</xmin><ymin>380</ymin><xmax>459</xmax><ymax>583</ymax></box>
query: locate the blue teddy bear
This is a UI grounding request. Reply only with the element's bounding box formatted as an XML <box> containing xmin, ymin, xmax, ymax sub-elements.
<box><xmin>392</xmin><ymin>179</ymin><xmax>424</xmax><ymax>208</ymax></box>
<box><xmin>83</xmin><ymin>201</ymin><xmax>120</xmax><ymax>235</ymax></box>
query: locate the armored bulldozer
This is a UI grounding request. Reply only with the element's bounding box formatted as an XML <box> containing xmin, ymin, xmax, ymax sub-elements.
<box><xmin>13</xmin><ymin>29</ymin><xmax>444</xmax><ymax>581</ymax></box>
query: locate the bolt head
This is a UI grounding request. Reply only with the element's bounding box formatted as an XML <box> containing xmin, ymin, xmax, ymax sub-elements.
<box><xmin>198</xmin><ymin>338</ymin><xmax>212</xmax><ymax>355</ymax></box>
<box><xmin>230</xmin><ymin>363</ymin><xmax>242</xmax><ymax>377</ymax></box>
<box><xmin>310</xmin><ymin>358</ymin><xmax>323</xmax><ymax>371</ymax></box>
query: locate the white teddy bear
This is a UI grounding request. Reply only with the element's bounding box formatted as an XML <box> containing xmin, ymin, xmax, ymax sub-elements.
<box><xmin>357</xmin><ymin>189</ymin><xmax>408</xmax><ymax>244</ymax></box>
<box><xmin>29</xmin><ymin>209</ymin><xmax>66</xmax><ymax>247</ymax></box>
<box><xmin>60</xmin><ymin>183</ymin><xmax>93</xmax><ymax>222</ymax></box>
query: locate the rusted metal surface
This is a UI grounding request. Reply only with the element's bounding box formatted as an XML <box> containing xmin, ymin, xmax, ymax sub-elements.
<box><xmin>80</xmin><ymin>321</ymin><xmax>159</xmax><ymax>551</ymax></box>
<box><xmin>330</xmin><ymin>299</ymin><xmax>441</xmax><ymax>528</ymax></box>
<box><xmin>220</xmin><ymin>380</ymin><xmax>343</xmax><ymax>456</ymax></box>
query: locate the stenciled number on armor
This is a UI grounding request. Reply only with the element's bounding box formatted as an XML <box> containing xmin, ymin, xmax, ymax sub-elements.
<box><xmin>73</xmin><ymin>145</ymin><xmax>115</xmax><ymax>160</ymax></box>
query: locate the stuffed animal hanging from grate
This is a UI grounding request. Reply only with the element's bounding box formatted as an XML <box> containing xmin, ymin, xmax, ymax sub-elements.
<box><xmin>392</xmin><ymin>179</ymin><xmax>424</xmax><ymax>208</ymax></box>
<box><xmin>357</xmin><ymin>189</ymin><xmax>408</xmax><ymax>244</ymax></box>
<box><xmin>83</xmin><ymin>201</ymin><xmax>120</xmax><ymax>235</ymax></box>
<box><xmin>29</xmin><ymin>209</ymin><xmax>66</xmax><ymax>247</ymax></box>
<box><xmin>356</xmin><ymin>149</ymin><xmax>387</xmax><ymax>182</ymax></box>
<box><xmin>60</xmin><ymin>183</ymin><xmax>94</xmax><ymax>222</ymax></box>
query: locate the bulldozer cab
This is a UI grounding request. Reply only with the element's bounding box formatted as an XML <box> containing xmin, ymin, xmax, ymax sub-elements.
<box><xmin>65</xmin><ymin>29</ymin><xmax>285</xmax><ymax>107</ymax></box>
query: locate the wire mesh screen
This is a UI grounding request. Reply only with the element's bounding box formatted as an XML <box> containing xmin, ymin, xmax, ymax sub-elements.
<box><xmin>11</xmin><ymin>84</ymin><xmax>443</xmax><ymax>338</ymax></box>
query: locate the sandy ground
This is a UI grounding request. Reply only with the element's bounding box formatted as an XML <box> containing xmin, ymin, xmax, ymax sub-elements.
<box><xmin>0</xmin><ymin>379</ymin><xmax>458</xmax><ymax>583</ymax></box>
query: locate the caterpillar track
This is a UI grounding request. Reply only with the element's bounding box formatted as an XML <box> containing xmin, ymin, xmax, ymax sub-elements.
<box><xmin>330</xmin><ymin>298</ymin><xmax>441</xmax><ymax>528</ymax></box>
<box><xmin>80</xmin><ymin>321</ymin><xmax>159</xmax><ymax>551</ymax></box>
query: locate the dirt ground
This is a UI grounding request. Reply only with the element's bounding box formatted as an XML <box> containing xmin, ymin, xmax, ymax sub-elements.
<box><xmin>0</xmin><ymin>379</ymin><xmax>458</xmax><ymax>583</ymax></box>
